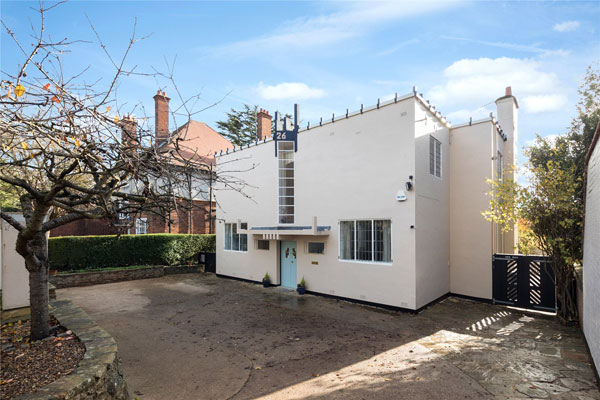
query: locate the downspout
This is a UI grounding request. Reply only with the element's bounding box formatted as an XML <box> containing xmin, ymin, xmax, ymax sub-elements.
<box><xmin>491</xmin><ymin>124</ymin><xmax>496</xmax><ymax>255</ymax></box>
<box><xmin>209</xmin><ymin>163</ymin><xmax>213</xmax><ymax>234</ymax></box>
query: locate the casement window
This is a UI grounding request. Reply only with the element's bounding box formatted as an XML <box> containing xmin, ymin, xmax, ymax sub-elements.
<box><xmin>256</xmin><ymin>240</ymin><xmax>270</xmax><ymax>250</ymax></box>
<box><xmin>117</xmin><ymin>200</ymin><xmax>130</xmax><ymax>221</ymax></box>
<box><xmin>135</xmin><ymin>218</ymin><xmax>148</xmax><ymax>235</ymax></box>
<box><xmin>225</xmin><ymin>222</ymin><xmax>248</xmax><ymax>251</ymax></box>
<box><xmin>429</xmin><ymin>136</ymin><xmax>442</xmax><ymax>178</ymax></box>
<box><xmin>339</xmin><ymin>220</ymin><xmax>391</xmax><ymax>263</ymax></box>
<box><xmin>278</xmin><ymin>141</ymin><xmax>295</xmax><ymax>224</ymax></box>
<box><xmin>307</xmin><ymin>242</ymin><xmax>325</xmax><ymax>254</ymax></box>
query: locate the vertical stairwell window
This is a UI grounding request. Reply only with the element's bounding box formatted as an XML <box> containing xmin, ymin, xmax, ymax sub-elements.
<box><xmin>497</xmin><ymin>151</ymin><xmax>503</xmax><ymax>181</ymax></box>
<box><xmin>278</xmin><ymin>141</ymin><xmax>295</xmax><ymax>224</ymax></box>
<box><xmin>429</xmin><ymin>136</ymin><xmax>442</xmax><ymax>178</ymax></box>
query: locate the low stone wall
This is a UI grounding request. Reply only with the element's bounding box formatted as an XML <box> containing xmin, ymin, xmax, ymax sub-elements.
<box><xmin>50</xmin><ymin>265</ymin><xmax>203</xmax><ymax>288</ymax></box>
<box><xmin>17</xmin><ymin>300</ymin><xmax>129</xmax><ymax>400</ymax></box>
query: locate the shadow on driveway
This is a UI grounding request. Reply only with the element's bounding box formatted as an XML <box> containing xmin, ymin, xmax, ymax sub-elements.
<box><xmin>58</xmin><ymin>273</ymin><xmax>599</xmax><ymax>400</ymax></box>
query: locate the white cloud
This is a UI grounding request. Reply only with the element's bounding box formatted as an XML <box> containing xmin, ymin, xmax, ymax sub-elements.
<box><xmin>522</xmin><ymin>94</ymin><xmax>567</xmax><ymax>113</ymax></box>
<box><xmin>377</xmin><ymin>39</ymin><xmax>420</xmax><ymax>56</ymax></box>
<box><xmin>446</xmin><ymin>107</ymin><xmax>492</xmax><ymax>123</ymax></box>
<box><xmin>203</xmin><ymin>1</ymin><xmax>461</xmax><ymax>58</ymax></box>
<box><xmin>429</xmin><ymin>57</ymin><xmax>567</xmax><ymax>115</ymax></box>
<box><xmin>441</xmin><ymin>36</ymin><xmax>569</xmax><ymax>57</ymax></box>
<box><xmin>553</xmin><ymin>21</ymin><xmax>580</xmax><ymax>32</ymax></box>
<box><xmin>257</xmin><ymin>82</ymin><xmax>326</xmax><ymax>100</ymax></box>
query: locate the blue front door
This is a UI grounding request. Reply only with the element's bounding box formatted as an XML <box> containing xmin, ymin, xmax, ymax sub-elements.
<box><xmin>280</xmin><ymin>241</ymin><xmax>297</xmax><ymax>288</ymax></box>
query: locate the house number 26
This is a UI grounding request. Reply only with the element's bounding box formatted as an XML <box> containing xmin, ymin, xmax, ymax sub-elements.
<box><xmin>277</xmin><ymin>132</ymin><xmax>287</xmax><ymax>140</ymax></box>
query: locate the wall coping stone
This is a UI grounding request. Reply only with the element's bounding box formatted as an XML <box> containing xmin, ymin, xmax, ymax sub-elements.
<box><xmin>16</xmin><ymin>300</ymin><xmax>129</xmax><ymax>400</ymax></box>
<box><xmin>49</xmin><ymin>265</ymin><xmax>205</xmax><ymax>288</ymax></box>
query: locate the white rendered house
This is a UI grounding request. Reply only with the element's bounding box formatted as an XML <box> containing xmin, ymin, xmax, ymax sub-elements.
<box><xmin>214</xmin><ymin>87</ymin><xmax>518</xmax><ymax>311</ymax></box>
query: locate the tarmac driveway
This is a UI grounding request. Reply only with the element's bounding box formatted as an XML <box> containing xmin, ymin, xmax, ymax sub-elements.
<box><xmin>58</xmin><ymin>273</ymin><xmax>599</xmax><ymax>400</ymax></box>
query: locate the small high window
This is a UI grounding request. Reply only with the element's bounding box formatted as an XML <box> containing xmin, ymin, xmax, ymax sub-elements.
<box><xmin>225</xmin><ymin>223</ymin><xmax>248</xmax><ymax>251</ymax></box>
<box><xmin>257</xmin><ymin>240</ymin><xmax>270</xmax><ymax>250</ymax></box>
<box><xmin>429</xmin><ymin>136</ymin><xmax>442</xmax><ymax>178</ymax></box>
<box><xmin>307</xmin><ymin>242</ymin><xmax>325</xmax><ymax>254</ymax></box>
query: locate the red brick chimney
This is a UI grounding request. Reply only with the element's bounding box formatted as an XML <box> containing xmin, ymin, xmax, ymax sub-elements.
<box><xmin>154</xmin><ymin>90</ymin><xmax>170</xmax><ymax>147</ymax></box>
<box><xmin>505</xmin><ymin>86</ymin><xmax>512</xmax><ymax>97</ymax></box>
<box><xmin>257</xmin><ymin>108</ymin><xmax>272</xmax><ymax>140</ymax></box>
<box><xmin>120</xmin><ymin>115</ymin><xmax>138</xmax><ymax>148</ymax></box>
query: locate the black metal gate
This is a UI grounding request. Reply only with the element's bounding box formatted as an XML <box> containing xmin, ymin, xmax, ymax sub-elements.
<box><xmin>198</xmin><ymin>252</ymin><xmax>216</xmax><ymax>273</ymax></box>
<box><xmin>492</xmin><ymin>254</ymin><xmax>556</xmax><ymax>312</ymax></box>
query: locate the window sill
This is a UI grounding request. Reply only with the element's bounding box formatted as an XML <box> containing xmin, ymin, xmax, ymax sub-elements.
<box><xmin>338</xmin><ymin>259</ymin><xmax>392</xmax><ymax>266</ymax></box>
<box><xmin>224</xmin><ymin>249</ymin><xmax>248</xmax><ymax>253</ymax></box>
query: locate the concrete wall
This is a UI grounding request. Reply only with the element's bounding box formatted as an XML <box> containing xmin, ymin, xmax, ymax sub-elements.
<box><xmin>414</xmin><ymin>102</ymin><xmax>450</xmax><ymax>308</ymax></box>
<box><xmin>449</xmin><ymin>121</ymin><xmax>502</xmax><ymax>300</ymax></box>
<box><xmin>583</xmin><ymin>134</ymin><xmax>600</xmax><ymax>373</ymax></box>
<box><xmin>216</xmin><ymin>97</ymin><xmax>419</xmax><ymax>309</ymax></box>
<box><xmin>1</xmin><ymin>213</ymin><xmax>29</xmax><ymax>310</ymax></box>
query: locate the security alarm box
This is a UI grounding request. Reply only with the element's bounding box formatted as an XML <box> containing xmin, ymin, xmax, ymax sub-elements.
<box><xmin>396</xmin><ymin>190</ymin><xmax>407</xmax><ymax>201</ymax></box>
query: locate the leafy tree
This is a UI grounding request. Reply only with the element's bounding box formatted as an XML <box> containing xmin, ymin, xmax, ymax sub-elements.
<box><xmin>483</xmin><ymin>65</ymin><xmax>599</xmax><ymax>324</ymax></box>
<box><xmin>0</xmin><ymin>4</ymin><xmax>241</xmax><ymax>340</ymax></box>
<box><xmin>0</xmin><ymin>181</ymin><xmax>20</xmax><ymax>211</ymax></box>
<box><xmin>216</xmin><ymin>104</ymin><xmax>291</xmax><ymax>146</ymax></box>
<box><xmin>517</xmin><ymin>219</ymin><xmax>542</xmax><ymax>255</ymax></box>
<box><xmin>216</xmin><ymin>104</ymin><xmax>259</xmax><ymax>146</ymax></box>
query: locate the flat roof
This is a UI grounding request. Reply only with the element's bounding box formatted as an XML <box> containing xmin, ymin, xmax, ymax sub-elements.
<box><xmin>241</xmin><ymin>225</ymin><xmax>331</xmax><ymax>237</ymax></box>
<box><xmin>251</xmin><ymin>225</ymin><xmax>331</xmax><ymax>232</ymax></box>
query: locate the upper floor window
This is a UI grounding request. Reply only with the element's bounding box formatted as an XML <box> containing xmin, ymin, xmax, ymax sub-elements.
<box><xmin>429</xmin><ymin>136</ymin><xmax>442</xmax><ymax>178</ymax></box>
<box><xmin>339</xmin><ymin>219</ymin><xmax>391</xmax><ymax>263</ymax></box>
<box><xmin>225</xmin><ymin>222</ymin><xmax>248</xmax><ymax>251</ymax></box>
<box><xmin>278</xmin><ymin>141</ymin><xmax>295</xmax><ymax>224</ymax></box>
<box><xmin>135</xmin><ymin>218</ymin><xmax>148</xmax><ymax>235</ymax></box>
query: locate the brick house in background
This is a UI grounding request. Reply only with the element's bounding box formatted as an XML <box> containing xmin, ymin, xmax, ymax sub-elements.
<box><xmin>51</xmin><ymin>91</ymin><xmax>233</xmax><ymax>237</ymax></box>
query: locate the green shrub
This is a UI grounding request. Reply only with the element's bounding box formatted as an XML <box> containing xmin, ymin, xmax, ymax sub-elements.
<box><xmin>49</xmin><ymin>234</ymin><xmax>215</xmax><ymax>271</ymax></box>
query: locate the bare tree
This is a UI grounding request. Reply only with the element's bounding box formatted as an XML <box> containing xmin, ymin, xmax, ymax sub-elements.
<box><xmin>0</xmin><ymin>3</ymin><xmax>250</xmax><ymax>340</ymax></box>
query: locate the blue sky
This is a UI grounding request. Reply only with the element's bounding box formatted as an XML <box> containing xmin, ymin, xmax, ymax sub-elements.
<box><xmin>2</xmin><ymin>1</ymin><xmax>599</xmax><ymax>165</ymax></box>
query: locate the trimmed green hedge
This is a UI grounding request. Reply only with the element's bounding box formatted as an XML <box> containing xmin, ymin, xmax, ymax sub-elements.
<box><xmin>49</xmin><ymin>234</ymin><xmax>215</xmax><ymax>271</ymax></box>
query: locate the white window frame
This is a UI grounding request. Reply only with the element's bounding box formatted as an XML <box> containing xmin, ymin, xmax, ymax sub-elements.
<box><xmin>135</xmin><ymin>217</ymin><xmax>148</xmax><ymax>235</ymax></box>
<box><xmin>224</xmin><ymin>222</ymin><xmax>248</xmax><ymax>252</ymax></box>
<box><xmin>338</xmin><ymin>219</ymin><xmax>392</xmax><ymax>264</ymax></box>
<box><xmin>429</xmin><ymin>135</ymin><xmax>442</xmax><ymax>179</ymax></box>
<box><xmin>277</xmin><ymin>141</ymin><xmax>295</xmax><ymax>224</ymax></box>
<box><xmin>306</xmin><ymin>241</ymin><xmax>326</xmax><ymax>255</ymax></box>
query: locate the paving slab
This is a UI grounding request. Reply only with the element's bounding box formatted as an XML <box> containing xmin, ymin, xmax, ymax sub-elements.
<box><xmin>58</xmin><ymin>273</ymin><xmax>600</xmax><ymax>399</ymax></box>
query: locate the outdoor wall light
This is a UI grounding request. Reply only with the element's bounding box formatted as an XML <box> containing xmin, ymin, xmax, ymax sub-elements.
<box><xmin>406</xmin><ymin>175</ymin><xmax>414</xmax><ymax>191</ymax></box>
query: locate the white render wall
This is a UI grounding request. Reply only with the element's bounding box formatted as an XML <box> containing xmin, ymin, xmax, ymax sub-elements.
<box><xmin>1</xmin><ymin>214</ymin><xmax>29</xmax><ymax>310</ymax></box>
<box><xmin>449</xmin><ymin>121</ymin><xmax>503</xmax><ymax>300</ymax></box>
<box><xmin>216</xmin><ymin>98</ymin><xmax>419</xmax><ymax>309</ymax></box>
<box><xmin>583</xmin><ymin>137</ymin><xmax>600</xmax><ymax>373</ymax></box>
<box><xmin>414</xmin><ymin>102</ymin><xmax>450</xmax><ymax>308</ymax></box>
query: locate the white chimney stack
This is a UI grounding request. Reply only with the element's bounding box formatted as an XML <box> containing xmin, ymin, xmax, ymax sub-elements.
<box><xmin>495</xmin><ymin>86</ymin><xmax>519</xmax><ymax>252</ymax></box>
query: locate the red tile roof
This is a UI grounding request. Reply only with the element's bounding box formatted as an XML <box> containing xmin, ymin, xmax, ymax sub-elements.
<box><xmin>173</xmin><ymin>120</ymin><xmax>233</xmax><ymax>159</ymax></box>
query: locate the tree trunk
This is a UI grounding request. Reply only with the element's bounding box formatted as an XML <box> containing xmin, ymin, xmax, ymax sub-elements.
<box><xmin>24</xmin><ymin>232</ymin><xmax>50</xmax><ymax>341</ymax></box>
<box><xmin>29</xmin><ymin>266</ymin><xmax>49</xmax><ymax>340</ymax></box>
<box><xmin>553</xmin><ymin>258</ymin><xmax>578</xmax><ymax>325</ymax></box>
